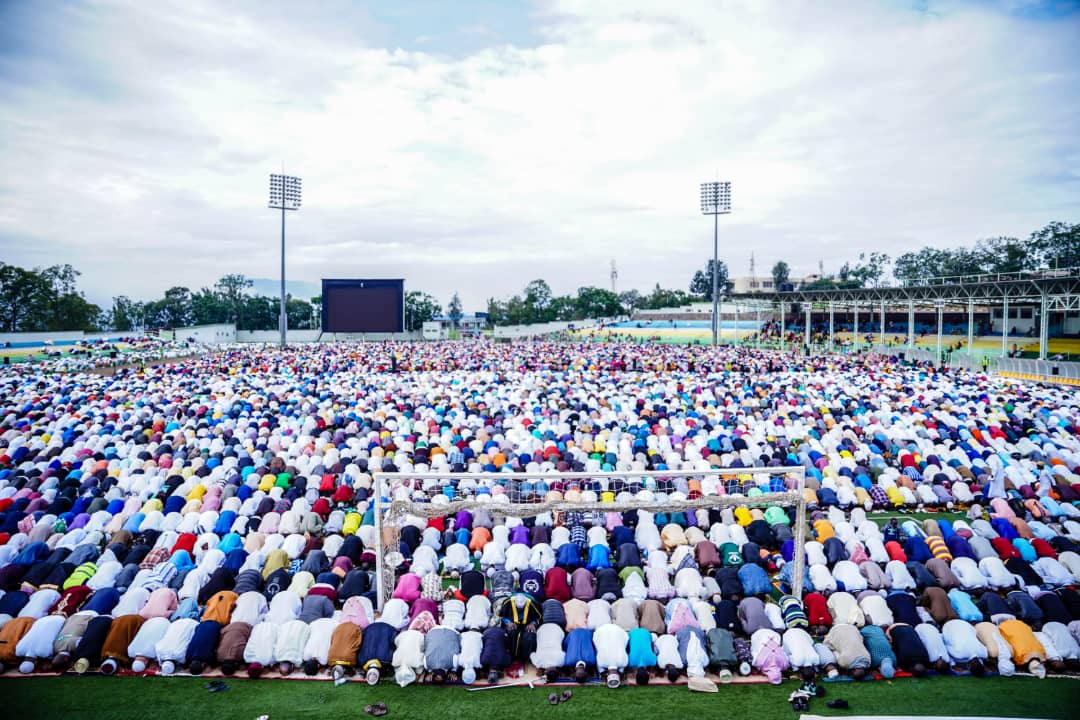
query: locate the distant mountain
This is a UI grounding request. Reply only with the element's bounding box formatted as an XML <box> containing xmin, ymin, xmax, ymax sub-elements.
<box><xmin>249</xmin><ymin>278</ymin><xmax>321</xmax><ymax>300</ymax></box>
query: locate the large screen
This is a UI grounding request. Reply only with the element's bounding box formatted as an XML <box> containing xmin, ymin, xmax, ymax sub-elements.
<box><xmin>321</xmin><ymin>279</ymin><xmax>404</xmax><ymax>333</ymax></box>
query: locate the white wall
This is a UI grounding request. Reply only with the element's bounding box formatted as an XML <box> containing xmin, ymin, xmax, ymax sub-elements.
<box><xmin>235</xmin><ymin>330</ymin><xmax>421</xmax><ymax>343</ymax></box>
<box><xmin>0</xmin><ymin>331</ymin><xmax>86</xmax><ymax>345</ymax></box>
<box><xmin>175</xmin><ymin>324</ymin><xmax>236</xmax><ymax>343</ymax></box>
<box><xmin>493</xmin><ymin>316</ymin><xmax>617</xmax><ymax>339</ymax></box>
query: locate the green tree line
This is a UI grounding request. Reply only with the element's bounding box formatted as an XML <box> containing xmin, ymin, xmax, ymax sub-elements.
<box><xmin>0</xmin><ymin>267</ymin><xmax>446</xmax><ymax>333</ymax></box>
<box><xmin>2</xmin><ymin>221</ymin><xmax>1074</xmax><ymax>332</ymax></box>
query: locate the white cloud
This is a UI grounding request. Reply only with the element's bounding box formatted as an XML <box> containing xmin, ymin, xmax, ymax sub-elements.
<box><xmin>0</xmin><ymin>0</ymin><xmax>1077</xmax><ymax>312</ymax></box>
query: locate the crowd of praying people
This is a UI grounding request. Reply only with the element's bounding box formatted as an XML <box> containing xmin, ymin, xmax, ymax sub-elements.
<box><xmin>0</xmin><ymin>340</ymin><xmax>1078</xmax><ymax>692</ymax></box>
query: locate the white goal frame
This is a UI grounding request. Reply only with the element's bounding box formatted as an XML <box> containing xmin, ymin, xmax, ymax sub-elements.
<box><xmin>372</xmin><ymin>466</ymin><xmax>807</xmax><ymax>611</ymax></box>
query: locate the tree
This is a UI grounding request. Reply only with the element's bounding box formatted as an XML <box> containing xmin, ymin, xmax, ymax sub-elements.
<box><xmin>215</xmin><ymin>274</ymin><xmax>253</xmax><ymax>326</ymax></box>
<box><xmin>893</xmin><ymin>247</ymin><xmax>978</xmax><ymax>285</ymax></box>
<box><xmin>523</xmin><ymin>279</ymin><xmax>554</xmax><ymax>324</ymax></box>
<box><xmin>618</xmin><ymin>289</ymin><xmax>641</xmax><ymax>316</ymax></box>
<box><xmin>847</xmin><ymin>252</ymin><xmax>890</xmax><ymax>287</ymax></box>
<box><xmin>447</xmin><ymin>292</ymin><xmax>463</xmax><ymax>328</ymax></box>
<box><xmin>485</xmin><ymin>297</ymin><xmax>505</xmax><ymax>326</ymax></box>
<box><xmin>688</xmin><ymin>259</ymin><xmax>730</xmax><ymax>300</ymax></box>
<box><xmin>0</xmin><ymin>263</ymin><xmax>50</xmax><ymax>331</ymax></box>
<box><xmin>38</xmin><ymin>264</ymin><xmax>100</xmax><ymax>331</ymax></box>
<box><xmin>549</xmin><ymin>295</ymin><xmax>578</xmax><ymax>321</ymax></box>
<box><xmin>574</xmin><ymin>286</ymin><xmax>622</xmax><ymax>318</ymax></box>
<box><xmin>771</xmin><ymin>261</ymin><xmax>790</xmax><ymax>289</ymax></box>
<box><xmin>190</xmin><ymin>288</ymin><xmax>228</xmax><ymax>326</ymax></box>
<box><xmin>0</xmin><ymin>262</ymin><xmax>100</xmax><ymax>332</ymax></box>
<box><xmin>240</xmin><ymin>295</ymin><xmax>276</xmax><ymax>331</ymax></box>
<box><xmin>286</xmin><ymin>297</ymin><xmax>314</xmax><ymax>329</ymax></box>
<box><xmin>1028</xmin><ymin>221</ymin><xmax>1080</xmax><ymax>270</ymax></box>
<box><xmin>109</xmin><ymin>296</ymin><xmax>138</xmax><ymax>331</ymax></box>
<box><xmin>49</xmin><ymin>292</ymin><xmax>101</xmax><ymax>331</ymax></box>
<box><xmin>146</xmin><ymin>286</ymin><xmax>192</xmax><ymax>328</ymax></box>
<box><xmin>405</xmin><ymin>291</ymin><xmax>442</xmax><ymax>331</ymax></box>
<box><xmin>974</xmin><ymin>237</ymin><xmax>1034</xmax><ymax>274</ymax></box>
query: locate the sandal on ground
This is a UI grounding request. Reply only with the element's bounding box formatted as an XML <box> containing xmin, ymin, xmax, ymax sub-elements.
<box><xmin>560</xmin><ymin>690</ymin><xmax>573</xmax><ymax>702</ymax></box>
<box><xmin>549</xmin><ymin>693</ymin><xmax>559</xmax><ymax>705</ymax></box>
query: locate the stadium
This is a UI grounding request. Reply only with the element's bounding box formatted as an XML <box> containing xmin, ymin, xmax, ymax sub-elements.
<box><xmin>2</xmin><ymin>3</ymin><xmax>1080</xmax><ymax>720</ymax></box>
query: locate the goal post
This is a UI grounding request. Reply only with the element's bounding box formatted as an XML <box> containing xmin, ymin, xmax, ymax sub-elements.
<box><xmin>372</xmin><ymin>466</ymin><xmax>807</xmax><ymax>611</ymax></box>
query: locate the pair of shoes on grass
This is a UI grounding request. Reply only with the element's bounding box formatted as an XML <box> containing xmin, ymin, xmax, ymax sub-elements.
<box><xmin>547</xmin><ymin>690</ymin><xmax>573</xmax><ymax>705</ymax></box>
<box><xmin>204</xmin><ymin>680</ymin><xmax>229</xmax><ymax>693</ymax></box>
<box><xmin>364</xmin><ymin>702</ymin><xmax>388</xmax><ymax>717</ymax></box>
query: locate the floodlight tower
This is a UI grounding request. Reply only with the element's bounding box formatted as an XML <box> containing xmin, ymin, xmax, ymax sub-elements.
<box><xmin>268</xmin><ymin>173</ymin><xmax>302</xmax><ymax>348</ymax></box>
<box><xmin>700</xmin><ymin>181</ymin><xmax>732</xmax><ymax>346</ymax></box>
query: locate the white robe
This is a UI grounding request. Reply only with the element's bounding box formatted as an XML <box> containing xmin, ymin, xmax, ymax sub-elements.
<box><xmin>505</xmin><ymin>544</ymin><xmax>531</xmax><ymax>573</ymax></box>
<box><xmin>1041</xmin><ymin>622</ymin><xmax>1080</xmax><ymax>661</ymax></box>
<box><xmin>273</xmin><ymin>619</ymin><xmax>310</xmax><ymax>664</ymax></box>
<box><xmin>392</xmin><ymin>629</ymin><xmax>425</xmax><ymax>686</ymax></box>
<box><xmin>156</xmin><ymin>618</ymin><xmax>198</xmax><ymax>663</ymax></box>
<box><xmin>915</xmin><ymin>623</ymin><xmax>949</xmax><ymax>663</ymax></box>
<box><xmin>622</xmin><ymin>573</ymin><xmax>647</xmax><ymax>604</ymax></box>
<box><xmin>859</xmin><ymin>594</ymin><xmax>894</xmax><ymax>627</ymax></box>
<box><xmin>531</xmin><ymin>623</ymin><xmax>565</xmax><ymax>669</ymax></box>
<box><xmin>587</xmin><ymin>599</ymin><xmax>612</xmax><ymax>630</ymax></box>
<box><xmin>809</xmin><ymin>565</ymin><xmax>837</xmax><ymax>593</ymax></box>
<box><xmin>782</xmin><ymin>627</ymin><xmax>819</xmax><ymax>668</ymax></box>
<box><xmin>674</xmin><ymin>568</ymin><xmax>704</xmax><ymax>599</ymax></box>
<box><xmin>942</xmin><ymin>620</ymin><xmax>987</xmax><ymax>663</ymax></box>
<box><xmin>655</xmin><ymin>633</ymin><xmax>682</xmax><ymax>668</ymax></box>
<box><xmin>232</xmin><ymin>592</ymin><xmax>268</xmax><ymax>625</ymax></box>
<box><xmin>303</xmin><ymin>617</ymin><xmax>339</xmax><ymax>664</ymax></box>
<box><xmin>594</xmin><ymin>624</ymin><xmax>629</xmax><ymax>672</ymax></box>
<box><xmin>127</xmin><ymin>616</ymin><xmax>171</xmax><ymax>661</ymax></box>
<box><xmin>15</xmin><ymin>615</ymin><xmax>66</xmax><ymax>659</ymax></box>
<box><xmin>442</xmin><ymin>544</ymin><xmax>472</xmax><ymax>574</ymax></box>
<box><xmin>411</xmin><ymin>546</ymin><xmax>439</xmax><ymax>578</ymax></box>
<box><xmin>951</xmin><ymin>557</ymin><xmax>989</xmax><ymax>590</ymax></box>
<box><xmin>463</xmin><ymin>596</ymin><xmax>491</xmax><ymax>630</ymax></box>
<box><xmin>884</xmin><ymin>561</ymin><xmax>917</xmax><ymax>591</ymax></box>
<box><xmin>266</xmin><ymin>591</ymin><xmax>302</xmax><ymax>625</ymax></box>
<box><xmin>441</xmin><ymin>600</ymin><xmax>466</xmax><ymax>631</ymax></box>
<box><xmin>244</xmin><ymin>622</ymin><xmax>277</xmax><ymax>665</ymax></box>
<box><xmin>459</xmin><ymin>631</ymin><xmax>483</xmax><ymax>671</ymax></box>
<box><xmin>1033</xmin><ymin>557</ymin><xmax>1073</xmax><ymax>587</ymax></box>
<box><xmin>529</xmin><ymin>544</ymin><xmax>555</xmax><ymax>573</ymax></box>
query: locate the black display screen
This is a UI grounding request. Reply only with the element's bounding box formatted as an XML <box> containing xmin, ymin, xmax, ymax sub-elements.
<box><xmin>321</xmin><ymin>279</ymin><xmax>404</xmax><ymax>333</ymax></box>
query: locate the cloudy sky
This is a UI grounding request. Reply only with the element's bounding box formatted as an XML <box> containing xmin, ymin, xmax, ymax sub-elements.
<box><xmin>1</xmin><ymin>0</ymin><xmax>1078</xmax><ymax>312</ymax></box>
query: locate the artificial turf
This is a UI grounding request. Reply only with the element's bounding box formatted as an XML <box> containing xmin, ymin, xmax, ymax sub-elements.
<box><xmin>3</xmin><ymin>675</ymin><xmax>1076</xmax><ymax>720</ymax></box>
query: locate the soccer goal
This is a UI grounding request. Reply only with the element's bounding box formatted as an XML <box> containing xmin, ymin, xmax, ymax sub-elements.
<box><xmin>372</xmin><ymin>466</ymin><xmax>807</xmax><ymax>610</ymax></box>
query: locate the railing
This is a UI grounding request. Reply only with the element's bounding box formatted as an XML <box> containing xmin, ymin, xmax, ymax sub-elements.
<box><xmin>924</xmin><ymin>267</ymin><xmax>1080</xmax><ymax>287</ymax></box>
<box><xmin>998</xmin><ymin>357</ymin><xmax>1080</xmax><ymax>384</ymax></box>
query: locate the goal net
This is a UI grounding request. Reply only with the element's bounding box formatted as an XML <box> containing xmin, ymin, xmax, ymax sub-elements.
<box><xmin>372</xmin><ymin>467</ymin><xmax>807</xmax><ymax>610</ymax></box>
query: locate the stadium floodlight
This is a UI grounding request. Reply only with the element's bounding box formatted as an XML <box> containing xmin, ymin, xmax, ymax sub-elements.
<box><xmin>700</xmin><ymin>181</ymin><xmax>732</xmax><ymax>346</ymax></box>
<box><xmin>269</xmin><ymin>174</ymin><xmax>302</xmax><ymax>348</ymax></box>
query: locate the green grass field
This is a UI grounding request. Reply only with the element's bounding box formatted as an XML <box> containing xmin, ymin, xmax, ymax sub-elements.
<box><xmin>3</xmin><ymin>674</ymin><xmax>1075</xmax><ymax>720</ymax></box>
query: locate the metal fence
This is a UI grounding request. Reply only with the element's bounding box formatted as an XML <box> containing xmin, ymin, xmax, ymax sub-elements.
<box><xmin>997</xmin><ymin>357</ymin><xmax>1080</xmax><ymax>383</ymax></box>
